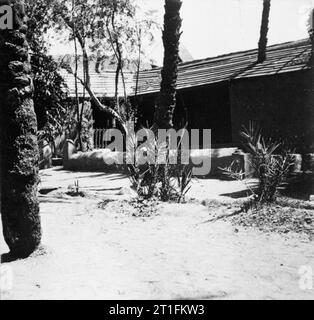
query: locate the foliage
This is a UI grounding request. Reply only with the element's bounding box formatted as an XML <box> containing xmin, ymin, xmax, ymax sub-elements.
<box><xmin>80</xmin><ymin>103</ymin><xmax>95</xmax><ymax>151</ymax></box>
<box><xmin>34</xmin><ymin>56</ymin><xmax>68</xmax><ymax>150</ymax></box>
<box><xmin>159</xmin><ymin>153</ymin><xmax>177</xmax><ymax>202</ymax></box>
<box><xmin>52</xmin><ymin>0</ymin><xmax>157</xmax><ymax>129</ymax></box>
<box><xmin>124</xmin><ymin>0</ymin><xmax>184</xmax><ymax>214</ymax></box>
<box><xmin>127</xmin><ymin>133</ymin><xmax>161</xmax><ymax>199</ymax></box>
<box><xmin>221</xmin><ymin>122</ymin><xmax>295</xmax><ymax>204</ymax></box>
<box><xmin>25</xmin><ymin>0</ymin><xmax>69</xmax><ymax>149</ymax></box>
<box><xmin>176</xmin><ymin>164</ymin><xmax>193</xmax><ymax>203</ymax></box>
<box><xmin>241</xmin><ymin>122</ymin><xmax>295</xmax><ymax>202</ymax></box>
<box><xmin>64</xmin><ymin>101</ymin><xmax>95</xmax><ymax>151</ymax></box>
<box><xmin>127</xmin><ymin>128</ymin><xmax>193</xmax><ymax>203</ymax></box>
<box><xmin>159</xmin><ymin>150</ymin><xmax>193</xmax><ymax>203</ymax></box>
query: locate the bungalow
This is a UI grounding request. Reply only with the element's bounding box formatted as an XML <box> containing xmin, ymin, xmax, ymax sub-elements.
<box><xmin>60</xmin><ymin>38</ymin><xmax>314</xmax><ymax>154</ymax></box>
<box><xmin>134</xmin><ymin>38</ymin><xmax>314</xmax><ymax>153</ymax></box>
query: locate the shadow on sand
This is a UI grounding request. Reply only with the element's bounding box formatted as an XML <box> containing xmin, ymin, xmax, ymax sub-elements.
<box><xmin>220</xmin><ymin>189</ymin><xmax>253</xmax><ymax>199</ymax></box>
<box><xmin>1</xmin><ymin>252</ymin><xmax>25</xmax><ymax>263</ymax></box>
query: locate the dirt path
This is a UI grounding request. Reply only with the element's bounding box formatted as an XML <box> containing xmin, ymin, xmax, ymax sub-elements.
<box><xmin>1</xmin><ymin>169</ymin><xmax>313</xmax><ymax>300</ymax></box>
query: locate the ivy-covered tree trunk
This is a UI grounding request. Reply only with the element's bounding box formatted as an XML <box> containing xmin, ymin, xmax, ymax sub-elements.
<box><xmin>0</xmin><ymin>0</ymin><xmax>41</xmax><ymax>258</ymax></box>
<box><xmin>153</xmin><ymin>0</ymin><xmax>182</xmax><ymax>130</ymax></box>
<box><xmin>257</xmin><ymin>0</ymin><xmax>271</xmax><ymax>63</ymax></box>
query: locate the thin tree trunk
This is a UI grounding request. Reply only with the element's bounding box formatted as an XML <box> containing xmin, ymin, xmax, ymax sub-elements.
<box><xmin>106</xmin><ymin>14</ymin><xmax>124</xmax><ymax>113</ymax></box>
<box><xmin>0</xmin><ymin>0</ymin><xmax>41</xmax><ymax>257</ymax></box>
<box><xmin>134</xmin><ymin>37</ymin><xmax>142</xmax><ymax>102</ymax></box>
<box><xmin>73</xmin><ymin>29</ymin><xmax>83</xmax><ymax>150</ymax></box>
<box><xmin>115</xmin><ymin>65</ymin><xmax>119</xmax><ymax>107</ymax></box>
<box><xmin>308</xmin><ymin>9</ymin><xmax>314</xmax><ymax>66</ymax></box>
<box><xmin>62</xmin><ymin>13</ymin><xmax>126</xmax><ymax>132</ymax></box>
<box><xmin>257</xmin><ymin>0</ymin><xmax>271</xmax><ymax>63</ymax></box>
<box><xmin>72</xmin><ymin>72</ymin><xmax>126</xmax><ymax>132</ymax></box>
<box><xmin>153</xmin><ymin>0</ymin><xmax>182</xmax><ymax>130</ymax></box>
<box><xmin>62</xmin><ymin>13</ymin><xmax>90</xmax><ymax>88</ymax></box>
<box><xmin>71</xmin><ymin>0</ymin><xmax>83</xmax><ymax>151</ymax></box>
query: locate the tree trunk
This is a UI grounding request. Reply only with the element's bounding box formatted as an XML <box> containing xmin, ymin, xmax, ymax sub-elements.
<box><xmin>308</xmin><ymin>9</ymin><xmax>314</xmax><ymax>66</ymax></box>
<box><xmin>0</xmin><ymin>0</ymin><xmax>41</xmax><ymax>258</ymax></box>
<box><xmin>153</xmin><ymin>0</ymin><xmax>182</xmax><ymax>130</ymax></box>
<box><xmin>62</xmin><ymin>14</ymin><xmax>127</xmax><ymax>133</ymax></box>
<box><xmin>257</xmin><ymin>0</ymin><xmax>271</xmax><ymax>63</ymax></box>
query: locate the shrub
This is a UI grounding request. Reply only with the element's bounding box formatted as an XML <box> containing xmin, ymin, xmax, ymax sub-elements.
<box><xmin>126</xmin><ymin>128</ymin><xmax>161</xmax><ymax>199</ymax></box>
<box><xmin>159</xmin><ymin>149</ymin><xmax>179</xmax><ymax>202</ymax></box>
<box><xmin>221</xmin><ymin>122</ymin><xmax>295</xmax><ymax>203</ymax></box>
<box><xmin>127</xmin><ymin>128</ymin><xmax>193</xmax><ymax>203</ymax></box>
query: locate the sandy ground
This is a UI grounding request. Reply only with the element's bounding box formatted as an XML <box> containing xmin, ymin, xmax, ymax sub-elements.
<box><xmin>1</xmin><ymin>168</ymin><xmax>314</xmax><ymax>300</ymax></box>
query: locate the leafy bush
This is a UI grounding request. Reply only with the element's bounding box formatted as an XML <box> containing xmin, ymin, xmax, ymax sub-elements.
<box><xmin>26</xmin><ymin>0</ymin><xmax>69</xmax><ymax>156</ymax></box>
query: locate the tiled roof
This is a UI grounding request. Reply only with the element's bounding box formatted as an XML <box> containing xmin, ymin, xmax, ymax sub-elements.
<box><xmin>59</xmin><ymin>67</ymin><xmax>134</xmax><ymax>98</ymax></box>
<box><xmin>59</xmin><ymin>39</ymin><xmax>312</xmax><ymax>98</ymax></box>
<box><xmin>134</xmin><ymin>39</ymin><xmax>312</xmax><ymax>96</ymax></box>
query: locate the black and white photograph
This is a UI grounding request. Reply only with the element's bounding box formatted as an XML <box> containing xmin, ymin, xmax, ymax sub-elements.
<box><xmin>0</xmin><ymin>0</ymin><xmax>314</xmax><ymax>303</ymax></box>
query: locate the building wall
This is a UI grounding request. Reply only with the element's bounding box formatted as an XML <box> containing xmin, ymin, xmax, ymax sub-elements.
<box><xmin>180</xmin><ymin>82</ymin><xmax>232</xmax><ymax>145</ymax></box>
<box><xmin>136</xmin><ymin>81</ymin><xmax>233</xmax><ymax>146</ymax></box>
<box><xmin>230</xmin><ymin>70</ymin><xmax>314</xmax><ymax>153</ymax></box>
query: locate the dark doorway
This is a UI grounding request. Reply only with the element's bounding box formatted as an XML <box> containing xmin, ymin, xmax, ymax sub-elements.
<box><xmin>178</xmin><ymin>82</ymin><xmax>232</xmax><ymax>145</ymax></box>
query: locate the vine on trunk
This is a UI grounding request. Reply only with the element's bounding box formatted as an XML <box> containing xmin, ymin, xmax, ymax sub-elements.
<box><xmin>0</xmin><ymin>0</ymin><xmax>42</xmax><ymax>258</ymax></box>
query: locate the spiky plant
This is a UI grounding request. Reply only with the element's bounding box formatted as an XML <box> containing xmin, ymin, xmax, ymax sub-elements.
<box><xmin>240</xmin><ymin>123</ymin><xmax>294</xmax><ymax>203</ymax></box>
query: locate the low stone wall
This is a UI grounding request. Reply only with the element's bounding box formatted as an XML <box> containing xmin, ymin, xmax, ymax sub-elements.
<box><xmin>63</xmin><ymin>140</ymin><xmax>125</xmax><ymax>173</ymax></box>
<box><xmin>63</xmin><ymin>141</ymin><xmax>249</xmax><ymax>177</ymax></box>
<box><xmin>303</xmin><ymin>154</ymin><xmax>314</xmax><ymax>172</ymax></box>
<box><xmin>62</xmin><ymin>140</ymin><xmax>314</xmax><ymax>177</ymax></box>
<box><xmin>190</xmin><ymin>148</ymin><xmax>254</xmax><ymax>178</ymax></box>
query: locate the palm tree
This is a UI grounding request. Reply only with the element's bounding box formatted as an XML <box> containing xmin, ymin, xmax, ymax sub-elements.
<box><xmin>0</xmin><ymin>0</ymin><xmax>41</xmax><ymax>258</ymax></box>
<box><xmin>153</xmin><ymin>0</ymin><xmax>182</xmax><ymax>130</ymax></box>
<box><xmin>307</xmin><ymin>8</ymin><xmax>314</xmax><ymax>65</ymax></box>
<box><xmin>257</xmin><ymin>0</ymin><xmax>271</xmax><ymax>63</ymax></box>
